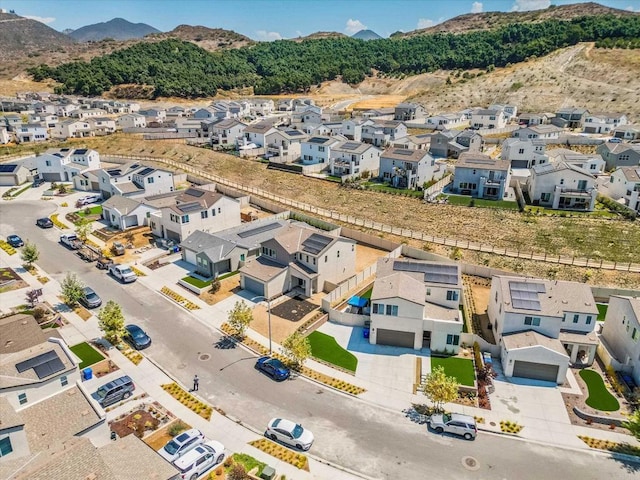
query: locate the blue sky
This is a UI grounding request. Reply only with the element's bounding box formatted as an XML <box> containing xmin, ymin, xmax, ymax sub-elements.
<box><xmin>2</xmin><ymin>0</ymin><xmax>639</xmax><ymax>39</ymax></box>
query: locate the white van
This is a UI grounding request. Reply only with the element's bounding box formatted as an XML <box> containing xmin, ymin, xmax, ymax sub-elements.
<box><xmin>77</xmin><ymin>194</ymin><xmax>102</xmax><ymax>207</ymax></box>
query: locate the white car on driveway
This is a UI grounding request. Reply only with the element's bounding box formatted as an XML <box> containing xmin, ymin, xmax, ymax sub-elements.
<box><xmin>265</xmin><ymin>418</ymin><xmax>314</xmax><ymax>451</ymax></box>
<box><xmin>157</xmin><ymin>428</ymin><xmax>205</xmax><ymax>463</ymax></box>
<box><xmin>108</xmin><ymin>264</ymin><xmax>137</xmax><ymax>283</ymax></box>
<box><xmin>173</xmin><ymin>440</ymin><xmax>225</xmax><ymax>480</ymax></box>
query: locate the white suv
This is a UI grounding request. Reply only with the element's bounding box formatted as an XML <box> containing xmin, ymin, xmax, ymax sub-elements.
<box><xmin>157</xmin><ymin>428</ymin><xmax>205</xmax><ymax>463</ymax></box>
<box><xmin>173</xmin><ymin>440</ymin><xmax>225</xmax><ymax>480</ymax></box>
<box><xmin>429</xmin><ymin>413</ymin><xmax>477</xmax><ymax>440</ymax></box>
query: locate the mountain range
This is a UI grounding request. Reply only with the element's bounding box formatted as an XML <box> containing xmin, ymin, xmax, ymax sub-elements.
<box><xmin>67</xmin><ymin>17</ymin><xmax>160</xmax><ymax>41</ymax></box>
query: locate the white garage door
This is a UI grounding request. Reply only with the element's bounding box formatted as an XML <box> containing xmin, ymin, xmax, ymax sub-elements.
<box><xmin>243</xmin><ymin>276</ymin><xmax>264</xmax><ymax>297</ymax></box>
<box><xmin>123</xmin><ymin>215</ymin><xmax>138</xmax><ymax>228</ymax></box>
<box><xmin>376</xmin><ymin>329</ymin><xmax>415</xmax><ymax>348</ymax></box>
<box><xmin>184</xmin><ymin>249</ymin><xmax>197</xmax><ymax>265</ymax></box>
<box><xmin>512</xmin><ymin>360</ymin><xmax>559</xmax><ymax>383</ymax></box>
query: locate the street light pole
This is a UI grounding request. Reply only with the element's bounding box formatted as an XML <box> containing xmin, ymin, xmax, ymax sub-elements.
<box><xmin>252</xmin><ymin>295</ymin><xmax>272</xmax><ymax>354</ymax></box>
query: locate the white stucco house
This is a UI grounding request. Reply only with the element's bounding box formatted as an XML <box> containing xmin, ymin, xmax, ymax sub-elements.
<box><xmin>34</xmin><ymin>147</ymin><xmax>100</xmax><ymax>182</ymax></box>
<box><xmin>340</xmin><ymin>118</ymin><xmax>372</xmax><ymax>141</ymax></box>
<box><xmin>241</xmin><ymin>122</ymin><xmax>278</xmax><ymax>148</ymax></box>
<box><xmin>15</xmin><ymin>124</ymin><xmax>48</xmax><ymax>143</ymax></box>
<box><xmin>51</xmin><ymin>119</ymin><xmax>93</xmax><ymax>139</ymax></box>
<box><xmin>369</xmin><ymin>258</ymin><xmax>463</xmax><ymax>352</ymax></box>
<box><xmin>361</xmin><ymin>121</ymin><xmax>407</xmax><ymax>147</ymax></box>
<box><xmin>512</xmin><ymin>125</ymin><xmax>563</xmax><ymax>140</ymax></box>
<box><xmin>300</xmin><ymin>136</ymin><xmax>341</xmax><ymax>165</ymax></box>
<box><xmin>265</xmin><ymin>128</ymin><xmax>308</xmax><ymax>159</ymax></box>
<box><xmin>547</xmin><ymin>148</ymin><xmax>605</xmax><ymax>175</ymax></box>
<box><xmin>101</xmin><ymin>195</ymin><xmax>156</xmax><ymax>230</ymax></box>
<box><xmin>489</xmin><ymin>104</ymin><xmax>518</xmax><ymax>121</ymax></box>
<box><xmin>501</xmin><ymin>138</ymin><xmax>548</xmax><ymax>169</ymax></box>
<box><xmin>526</xmin><ymin>161</ymin><xmax>597</xmax><ymax>211</ymax></box>
<box><xmin>117</xmin><ymin>113</ymin><xmax>147</xmax><ymax>129</ymax></box>
<box><xmin>488</xmin><ymin>275</ymin><xmax>599</xmax><ymax>384</ymax></box>
<box><xmin>97</xmin><ymin>163</ymin><xmax>175</xmax><ymax>199</ymax></box>
<box><xmin>607</xmin><ymin>166</ymin><xmax>640</xmax><ymax>213</ymax></box>
<box><xmin>379</xmin><ymin>147</ymin><xmax>437</xmax><ymax>190</ymax></box>
<box><xmin>470</xmin><ymin>109</ymin><xmax>507</xmax><ymax>129</ymax></box>
<box><xmin>583</xmin><ymin>113</ymin><xmax>628</xmax><ymax>134</ymax></box>
<box><xmin>599</xmin><ymin>296</ymin><xmax>640</xmax><ymax>386</ymax></box>
<box><xmin>330</xmin><ymin>141</ymin><xmax>382</xmax><ymax>179</ymax></box>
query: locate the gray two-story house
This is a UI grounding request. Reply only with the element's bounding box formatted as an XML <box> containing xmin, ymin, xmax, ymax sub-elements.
<box><xmin>452</xmin><ymin>153</ymin><xmax>511</xmax><ymax>200</ymax></box>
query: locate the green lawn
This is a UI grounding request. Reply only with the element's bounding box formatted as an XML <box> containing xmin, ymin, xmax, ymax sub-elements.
<box><xmin>430</xmin><ymin>356</ymin><xmax>475</xmax><ymax>386</ymax></box>
<box><xmin>70</xmin><ymin>342</ymin><xmax>105</xmax><ymax>369</ymax></box>
<box><xmin>230</xmin><ymin>453</ymin><xmax>266</xmax><ymax>476</ymax></box>
<box><xmin>181</xmin><ymin>275</ymin><xmax>212</xmax><ymax>288</ymax></box>
<box><xmin>579</xmin><ymin>369</ymin><xmax>620</xmax><ymax>412</ymax></box>
<box><xmin>76</xmin><ymin>206</ymin><xmax>103</xmax><ymax>216</ymax></box>
<box><xmin>446</xmin><ymin>195</ymin><xmax>520</xmax><ymax>210</ymax></box>
<box><xmin>597</xmin><ymin>303</ymin><xmax>608</xmax><ymax>321</ymax></box>
<box><xmin>366</xmin><ymin>183</ymin><xmax>424</xmax><ymax>198</ymax></box>
<box><xmin>307</xmin><ymin>331</ymin><xmax>358</xmax><ymax>373</ymax></box>
<box><xmin>360</xmin><ymin>287</ymin><xmax>373</xmax><ymax>300</ymax></box>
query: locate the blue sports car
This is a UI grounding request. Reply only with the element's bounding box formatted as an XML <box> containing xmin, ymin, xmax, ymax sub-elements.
<box><xmin>255</xmin><ymin>356</ymin><xmax>290</xmax><ymax>381</ymax></box>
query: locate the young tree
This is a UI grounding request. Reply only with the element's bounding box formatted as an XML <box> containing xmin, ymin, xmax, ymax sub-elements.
<box><xmin>622</xmin><ymin>408</ymin><xmax>640</xmax><ymax>441</ymax></box>
<box><xmin>281</xmin><ymin>331</ymin><xmax>312</xmax><ymax>370</ymax></box>
<box><xmin>227</xmin><ymin>300</ymin><xmax>253</xmax><ymax>338</ymax></box>
<box><xmin>422</xmin><ymin>365</ymin><xmax>459</xmax><ymax>412</ymax></box>
<box><xmin>21</xmin><ymin>241</ymin><xmax>39</xmax><ymax>267</ymax></box>
<box><xmin>61</xmin><ymin>272</ymin><xmax>85</xmax><ymax>307</ymax></box>
<box><xmin>98</xmin><ymin>300</ymin><xmax>126</xmax><ymax>344</ymax></box>
<box><xmin>75</xmin><ymin>218</ymin><xmax>92</xmax><ymax>242</ymax></box>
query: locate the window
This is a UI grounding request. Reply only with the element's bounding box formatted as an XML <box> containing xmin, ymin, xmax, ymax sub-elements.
<box><xmin>61</xmin><ymin>375</ymin><xmax>68</xmax><ymax>386</ymax></box>
<box><xmin>385</xmin><ymin>305</ymin><xmax>398</xmax><ymax>316</ymax></box>
<box><xmin>261</xmin><ymin>247</ymin><xmax>275</xmax><ymax>258</ymax></box>
<box><xmin>45</xmin><ymin>160</ymin><xmax>51</xmax><ymax>166</ymax></box>
<box><xmin>211</xmin><ymin>208</ymin><xmax>216</xmax><ymax>216</ymax></box>
<box><xmin>518</xmin><ymin>148</ymin><xmax>525</xmax><ymax>154</ymax></box>
<box><xmin>240</xmin><ymin>254</ymin><xmax>245</xmax><ymax>261</ymax></box>
<box><xmin>586</xmin><ymin>315</ymin><xmax>592</xmax><ymax>325</ymax></box>
<box><xmin>426</xmin><ymin>288</ymin><xmax>431</xmax><ymax>296</ymax></box>
<box><xmin>201</xmin><ymin>210</ymin><xmax>208</xmax><ymax>219</ymax></box>
<box><xmin>337</xmin><ymin>250</ymin><xmax>340</xmax><ymax>258</ymax></box>
<box><xmin>446</xmin><ymin>334</ymin><xmax>460</xmax><ymax>345</ymax></box>
<box><xmin>524</xmin><ymin>316</ymin><xmax>540</xmax><ymax>326</ymax></box>
<box><xmin>495</xmin><ymin>292</ymin><xmax>498</xmax><ymax>302</ymax></box>
<box><xmin>218</xmin><ymin>208</ymin><xmax>221</xmax><ymax>213</ymax></box>
<box><xmin>312</xmin><ymin>257</ymin><xmax>316</xmax><ymax>265</ymax></box>
<box><xmin>325</xmin><ymin>255</ymin><xmax>328</xmax><ymax>263</ymax></box>
<box><xmin>0</xmin><ymin>437</ymin><xmax>13</xmax><ymax>457</ymax></box>
<box><xmin>181</xmin><ymin>215</ymin><xmax>189</xmax><ymax>224</ymax></box>
<box><xmin>446</xmin><ymin>290</ymin><xmax>459</xmax><ymax>301</ymax></box>
<box><xmin>18</xmin><ymin>393</ymin><xmax>27</xmax><ymax>405</ymax></box>
<box><xmin>372</xmin><ymin>303</ymin><xmax>384</xmax><ymax>314</ymax></box>
<box><xmin>560</xmin><ymin>178</ymin><xmax>565</xmax><ymax>185</ymax></box>
<box><xmin>632</xmin><ymin>328</ymin><xmax>639</xmax><ymax>342</ymax></box>
<box><xmin>147</xmin><ymin>177</ymin><xmax>154</xmax><ymax>184</ymax></box>
<box><xmin>573</xmin><ymin>314</ymin><xmax>579</xmax><ymax>324</ymax></box>
<box><xmin>541</xmin><ymin>192</ymin><xmax>551</xmax><ymax>202</ymax></box>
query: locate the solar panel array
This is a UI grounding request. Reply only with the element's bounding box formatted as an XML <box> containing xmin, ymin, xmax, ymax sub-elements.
<box><xmin>286</xmin><ymin>130</ymin><xmax>304</xmax><ymax>136</ymax></box>
<box><xmin>393</xmin><ymin>149</ymin><xmax>414</xmax><ymax>156</ymax></box>
<box><xmin>184</xmin><ymin>188</ymin><xmax>205</xmax><ymax>198</ymax></box>
<box><xmin>74</xmin><ymin>148</ymin><xmax>88</xmax><ymax>155</ymax></box>
<box><xmin>0</xmin><ymin>164</ymin><xmax>17</xmax><ymax>173</ymax></box>
<box><xmin>15</xmin><ymin>350</ymin><xmax>66</xmax><ymax>380</ymax></box>
<box><xmin>302</xmin><ymin>233</ymin><xmax>332</xmax><ymax>254</ymax></box>
<box><xmin>341</xmin><ymin>142</ymin><xmax>361</xmax><ymax>151</ymax></box>
<box><xmin>392</xmin><ymin>260</ymin><xmax>459</xmax><ymax>285</ymax></box>
<box><xmin>237</xmin><ymin>222</ymin><xmax>281</xmax><ymax>239</ymax></box>
<box><xmin>177</xmin><ymin>201</ymin><xmax>203</xmax><ymax>213</ymax></box>
<box><xmin>137</xmin><ymin>167</ymin><xmax>154</xmax><ymax>176</ymax></box>
<box><xmin>107</xmin><ymin>169</ymin><xmax>122</xmax><ymax>176</ymax></box>
<box><xmin>509</xmin><ymin>281</ymin><xmax>545</xmax><ymax>311</ymax></box>
<box><xmin>308</xmin><ymin>137</ymin><xmax>327</xmax><ymax>144</ymax></box>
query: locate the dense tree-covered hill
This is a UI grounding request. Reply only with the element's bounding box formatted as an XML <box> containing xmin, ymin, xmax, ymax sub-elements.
<box><xmin>28</xmin><ymin>15</ymin><xmax>640</xmax><ymax>98</ymax></box>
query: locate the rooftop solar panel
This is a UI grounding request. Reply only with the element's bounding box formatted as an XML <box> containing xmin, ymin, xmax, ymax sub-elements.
<box><xmin>107</xmin><ymin>169</ymin><xmax>122</xmax><ymax>176</ymax></box>
<box><xmin>286</xmin><ymin>130</ymin><xmax>303</xmax><ymax>136</ymax></box>
<box><xmin>15</xmin><ymin>349</ymin><xmax>64</xmax><ymax>380</ymax></box>
<box><xmin>341</xmin><ymin>142</ymin><xmax>361</xmax><ymax>151</ymax></box>
<box><xmin>301</xmin><ymin>233</ymin><xmax>333</xmax><ymax>254</ymax></box>
<box><xmin>33</xmin><ymin>357</ymin><xmax>66</xmax><ymax>379</ymax></box>
<box><xmin>0</xmin><ymin>164</ymin><xmax>17</xmax><ymax>173</ymax></box>
<box><xmin>393</xmin><ymin>149</ymin><xmax>414</xmax><ymax>156</ymax></box>
<box><xmin>509</xmin><ymin>281</ymin><xmax>545</xmax><ymax>311</ymax></box>
<box><xmin>74</xmin><ymin>148</ymin><xmax>87</xmax><ymax>155</ymax></box>
<box><xmin>237</xmin><ymin>222</ymin><xmax>281</xmax><ymax>239</ymax></box>
<box><xmin>184</xmin><ymin>188</ymin><xmax>205</xmax><ymax>198</ymax></box>
<box><xmin>137</xmin><ymin>167</ymin><xmax>154</xmax><ymax>176</ymax></box>
<box><xmin>393</xmin><ymin>260</ymin><xmax>459</xmax><ymax>285</ymax></box>
<box><xmin>307</xmin><ymin>137</ymin><xmax>327</xmax><ymax>144</ymax></box>
<box><xmin>177</xmin><ymin>201</ymin><xmax>203</xmax><ymax>213</ymax></box>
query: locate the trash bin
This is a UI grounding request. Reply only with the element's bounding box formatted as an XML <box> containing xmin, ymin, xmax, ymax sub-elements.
<box><xmin>82</xmin><ymin>367</ymin><xmax>93</xmax><ymax>381</ymax></box>
<box><xmin>260</xmin><ymin>466</ymin><xmax>276</xmax><ymax>480</ymax></box>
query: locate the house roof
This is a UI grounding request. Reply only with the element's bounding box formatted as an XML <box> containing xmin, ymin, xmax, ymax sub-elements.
<box><xmin>376</xmin><ymin>257</ymin><xmax>462</xmax><ymax>288</ymax></box>
<box><xmin>102</xmin><ymin>195</ymin><xmax>142</xmax><ymax>214</ymax></box>
<box><xmin>600</xmin><ymin>143</ymin><xmax>640</xmax><ymax>155</ymax></box>
<box><xmin>240</xmin><ymin>256</ymin><xmax>287</xmax><ymax>282</ymax></box>
<box><xmin>618</xmin><ymin>166</ymin><xmax>640</xmax><ymax>182</ymax></box>
<box><xmin>0</xmin><ymin>313</ymin><xmax>52</xmax><ymax>353</ymax></box>
<box><xmin>180</xmin><ymin>229</ymin><xmax>237</xmax><ymax>262</ymax></box>
<box><xmin>0</xmin><ymin>341</ymin><xmax>75</xmax><ymax>388</ymax></box>
<box><xmin>304</xmin><ymin>135</ymin><xmax>336</xmax><ymax>146</ymax></box>
<box><xmin>525</xmin><ymin>125</ymin><xmax>563</xmax><ymax>135</ymax></box>
<box><xmin>381</xmin><ymin>147</ymin><xmax>432</xmax><ymax>163</ymax></box>
<box><xmin>494</xmin><ymin>275</ymin><xmax>598</xmax><ymax>317</ymax></box>
<box><xmin>269</xmin><ymin>225</ymin><xmax>315</xmax><ymax>254</ymax></box>
<box><xmin>98</xmin><ymin>434</ymin><xmax>179</xmax><ymax>480</ymax></box>
<box><xmin>424</xmin><ymin>302</ymin><xmax>462</xmax><ymax>322</ymax></box>
<box><xmin>457</xmin><ymin>153</ymin><xmax>510</xmax><ymax>171</ymax></box>
<box><xmin>371</xmin><ymin>272</ymin><xmax>426</xmax><ymax>305</ymax></box>
<box><xmin>472</xmin><ymin>108</ymin><xmax>501</xmax><ymax>116</ymax></box>
<box><xmin>166</xmin><ymin>188</ymin><xmax>225</xmax><ymax>215</ymax></box>
<box><xmin>612</xmin><ymin>124</ymin><xmax>640</xmax><ymax>133</ymax></box>
<box><xmin>244</xmin><ymin>121</ymin><xmax>276</xmax><ymax>134</ymax></box>
<box><xmin>215</xmin><ymin>218</ymin><xmax>290</xmax><ymax>250</ymax></box>
<box><xmin>0</xmin><ymin>396</ymin><xmax>24</xmax><ymax>430</ymax></box>
<box><xmin>501</xmin><ymin>330</ymin><xmax>567</xmax><ymax>356</ymax></box>
<box><xmin>610</xmin><ymin>295</ymin><xmax>640</xmax><ymax>318</ymax></box>
<box><xmin>0</xmin><ymin>163</ymin><xmax>19</xmax><ymax>173</ymax></box>
<box><xmin>212</xmin><ymin>118</ymin><xmax>246</xmax><ymax>129</ymax></box>
<box><xmin>558</xmin><ymin>330</ymin><xmax>599</xmax><ymax>345</ymax></box>
<box><xmin>334</xmin><ymin>140</ymin><xmax>378</xmax><ymax>155</ymax></box>
<box><xmin>532</xmin><ymin>160</ymin><xmax>595</xmax><ymax>178</ymax></box>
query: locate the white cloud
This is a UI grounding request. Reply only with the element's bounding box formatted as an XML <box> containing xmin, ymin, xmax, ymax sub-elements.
<box><xmin>417</xmin><ymin>18</ymin><xmax>434</xmax><ymax>29</ymax></box>
<box><xmin>23</xmin><ymin>15</ymin><xmax>56</xmax><ymax>24</ymax></box>
<box><xmin>345</xmin><ymin>19</ymin><xmax>367</xmax><ymax>35</ymax></box>
<box><xmin>471</xmin><ymin>2</ymin><xmax>483</xmax><ymax>13</ymax></box>
<box><xmin>255</xmin><ymin>30</ymin><xmax>282</xmax><ymax>41</ymax></box>
<box><xmin>511</xmin><ymin>0</ymin><xmax>551</xmax><ymax>11</ymax></box>
<box><xmin>626</xmin><ymin>6</ymin><xmax>640</xmax><ymax>12</ymax></box>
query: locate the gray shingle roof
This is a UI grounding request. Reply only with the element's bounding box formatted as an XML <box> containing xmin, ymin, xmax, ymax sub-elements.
<box><xmin>501</xmin><ymin>330</ymin><xmax>567</xmax><ymax>355</ymax></box>
<box><xmin>102</xmin><ymin>195</ymin><xmax>141</xmax><ymax>214</ymax></box>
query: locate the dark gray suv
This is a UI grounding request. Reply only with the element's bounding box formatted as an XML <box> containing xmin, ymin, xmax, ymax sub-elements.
<box><xmin>95</xmin><ymin>375</ymin><xmax>135</xmax><ymax>407</ymax></box>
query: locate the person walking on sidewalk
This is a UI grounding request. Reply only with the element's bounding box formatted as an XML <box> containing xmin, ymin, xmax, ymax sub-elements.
<box><xmin>192</xmin><ymin>374</ymin><xmax>199</xmax><ymax>392</ymax></box>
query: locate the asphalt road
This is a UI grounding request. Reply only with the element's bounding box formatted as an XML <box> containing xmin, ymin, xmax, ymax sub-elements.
<box><xmin>2</xmin><ymin>199</ymin><xmax>639</xmax><ymax>480</ymax></box>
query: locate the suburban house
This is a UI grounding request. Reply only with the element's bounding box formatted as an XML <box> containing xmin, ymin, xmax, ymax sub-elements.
<box><xmin>488</xmin><ymin>276</ymin><xmax>599</xmax><ymax>383</ymax></box>
<box><xmin>148</xmin><ymin>187</ymin><xmax>241</xmax><ymax>241</ymax></box>
<box><xmin>249</xmin><ymin>98</ymin><xmax>275</xmax><ymax>116</ymax></box>
<box><xmin>470</xmin><ymin>108</ymin><xmax>507</xmax><ymax>129</ymax></box>
<box><xmin>87</xmin><ymin>117</ymin><xmax>116</xmax><ymax>135</ymax></box>
<box><xmin>292</xmin><ymin>108</ymin><xmax>323</xmax><ymax>126</ymax></box>
<box><xmin>180</xmin><ymin>218</ymin><xmax>291</xmax><ymax>278</ymax></box>
<box><xmin>241</xmin><ymin>121</ymin><xmax>278</xmax><ymax>148</ymax></box>
<box><xmin>501</xmin><ymin>138</ymin><xmax>548</xmax><ymax>169</ymax></box>
<box><xmin>54</xmin><ymin>103</ymin><xmax>79</xmax><ymax>117</ymax></box>
<box><xmin>597</xmin><ymin>143</ymin><xmax>640</xmax><ymax>171</ymax></box>
<box><xmin>553</xmin><ymin>107</ymin><xmax>589</xmax><ymax>129</ymax></box>
<box><xmin>512</xmin><ymin>125</ymin><xmax>563</xmax><ymax>140</ymax></box>
<box><xmin>174</xmin><ymin>118</ymin><xmax>203</xmax><ymax>135</ymax></box>
<box><xmin>277</xmin><ymin>98</ymin><xmax>294</xmax><ymax>111</ymax></box>
<box><xmin>429</xmin><ymin>129</ymin><xmax>482</xmax><ymax>159</ymax></box>
<box><xmin>607</xmin><ymin>166</ymin><xmax>640</xmax><ymax>213</ymax></box>
<box><xmin>51</xmin><ymin>119</ymin><xmax>93</xmax><ymax>139</ymax></box>
<box><xmin>97</xmin><ymin>162</ymin><xmax>175</xmax><ymax>199</ymax></box>
<box><xmin>583</xmin><ymin>113</ymin><xmax>628</xmax><ymax>134</ymax></box>
<box><xmin>599</xmin><ymin>296</ymin><xmax>640</xmax><ymax>386</ymax></box>
<box><xmin>101</xmin><ymin>195</ymin><xmax>157</xmax><ymax>230</ymax></box>
<box><xmin>70</xmin><ymin>108</ymin><xmax>108</xmax><ymax>119</ymax></box>
<box><xmin>166</xmin><ymin>105</ymin><xmax>188</xmax><ymax>118</ymax></box>
<box><xmin>394</xmin><ymin>103</ymin><xmax>427</xmax><ymax>122</ymax></box>
<box><xmin>265</xmin><ymin>128</ymin><xmax>308</xmax><ymax>159</ymax></box>
<box><xmin>452</xmin><ymin>153</ymin><xmax>511</xmax><ymax>200</ymax></box>
<box><xmin>0</xmin><ymin>164</ymin><xmax>30</xmax><ymax>186</ymax></box>
<box><xmin>206</xmin><ymin>118</ymin><xmax>247</xmax><ymax>145</ymax></box>
<box><xmin>34</xmin><ymin>148</ymin><xmax>100</xmax><ymax>182</ymax></box>
<box><xmin>340</xmin><ymin>118</ymin><xmax>372</xmax><ymax>141</ymax></box>
<box><xmin>73</xmin><ymin>170</ymin><xmax>101</xmax><ymax>192</ymax></box>
<box><xmin>330</xmin><ymin>141</ymin><xmax>382</xmax><ymax>178</ymax></box>
<box><xmin>213</xmin><ymin>100</ymin><xmax>251</xmax><ymax>118</ymax></box>
<box><xmin>240</xmin><ymin>224</ymin><xmax>356</xmax><ymax>299</ymax></box>
<box><xmin>0</xmin><ymin>125</ymin><xmax>10</xmax><ymax>144</ymax></box>
<box><xmin>2</xmin><ymin>113</ymin><xmax>22</xmax><ymax>131</ymax></box>
<box><xmin>15</xmin><ymin>124</ymin><xmax>48</xmax><ymax>143</ymax></box>
<box><xmin>360</xmin><ymin>107</ymin><xmax>395</xmax><ymax>120</ymax></box>
<box><xmin>139</xmin><ymin>108</ymin><xmax>167</xmax><ymax>123</ymax></box>
<box><xmin>368</xmin><ymin>258</ymin><xmax>463</xmax><ymax>351</ymax></box>
<box><xmin>489</xmin><ymin>104</ymin><xmax>518</xmax><ymax>121</ymax></box>
<box><xmin>361</xmin><ymin>120</ymin><xmax>407</xmax><ymax>147</ymax></box>
<box><xmin>27</xmin><ymin>113</ymin><xmax>58</xmax><ymax>128</ymax></box>
<box><xmin>393</xmin><ymin>132</ymin><xmax>432</xmax><ymax>151</ymax></box>
<box><xmin>526</xmin><ymin>161</ymin><xmax>597</xmax><ymax>211</ymax></box>
<box><xmin>379</xmin><ymin>147</ymin><xmax>436</xmax><ymax>190</ymax></box>
<box><xmin>117</xmin><ymin>113</ymin><xmax>147</xmax><ymax>129</ymax></box>
<box><xmin>612</xmin><ymin>125</ymin><xmax>640</xmax><ymax>140</ymax></box>
<box><xmin>193</xmin><ymin>107</ymin><xmax>219</xmax><ymax>120</ymax></box>
<box><xmin>517</xmin><ymin>113</ymin><xmax>551</xmax><ymax>126</ymax></box>
<box><xmin>426</xmin><ymin>113</ymin><xmax>468</xmax><ymax>130</ymax></box>
<box><xmin>547</xmin><ymin>148</ymin><xmax>605</xmax><ymax>175</ymax></box>
<box><xmin>301</xmin><ymin>136</ymin><xmax>341</xmax><ymax>165</ymax></box>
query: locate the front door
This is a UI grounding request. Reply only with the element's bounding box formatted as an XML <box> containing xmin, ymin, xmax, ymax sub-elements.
<box><xmin>422</xmin><ymin>331</ymin><xmax>431</xmax><ymax>348</ymax></box>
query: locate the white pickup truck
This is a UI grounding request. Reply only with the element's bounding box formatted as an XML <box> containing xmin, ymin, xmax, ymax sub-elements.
<box><xmin>60</xmin><ymin>234</ymin><xmax>82</xmax><ymax>250</ymax></box>
<box><xmin>108</xmin><ymin>264</ymin><xmax>137</xmax><ymax>283</ymax></box>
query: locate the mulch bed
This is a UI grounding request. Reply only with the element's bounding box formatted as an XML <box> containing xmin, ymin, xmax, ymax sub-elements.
<box><xmin>145</xmin><ymin>260</ymin><xmax>169</xmax><ymax>270</ymax></box>
<box><xmin>270</xmin><ymin>296</ymin><xmax>318</xmax><ymax>322</ymax></box>
<box><xmin>110</xmin><ymin>409</ymin><xmax>159</xmax><ymax>439</ymax></box>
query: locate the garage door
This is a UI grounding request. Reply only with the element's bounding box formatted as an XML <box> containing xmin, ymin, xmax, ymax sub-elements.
<box><xmin>123</xmin><ymin>215</ymin><xmax>138</xmax><ymax>228</ymax></box>
<box><xmin>0</xmin><ymin>176</ymin><xmax>16</xmax><ymax>186</ymax></box>
<box><xmin>376</xmin><ymin>329</ymin><xmax>415</xmax><ymax>348</ymax></box>
<box><xmin>512</xmin><ymin>360</ymin><xmax>559</xmax><ymax>382</ymax></box>
<box><xmin>184</xmin><ymin>249</ymin><xmax>197</xmax><ymax>265</ymax></box>
<box><xmin>243</xmin><ymin>276</ymin><xmax>264</xmax><ymax>296</ymax></box>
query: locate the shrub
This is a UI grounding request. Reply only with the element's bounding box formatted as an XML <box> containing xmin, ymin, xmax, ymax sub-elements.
<box><xmin>32</xmin><ymin>307</ymin><xmax>47</xmax><ymax>320</ymax></box>
<box><xmin>209</xmin><ymin>280</ymin><xmax>221</xmax><ymax>294</ymax></box>
<box><xmin>168</xmin><ymin>420</ymin><xmax>188</xmax><ymax>437</ymax></box>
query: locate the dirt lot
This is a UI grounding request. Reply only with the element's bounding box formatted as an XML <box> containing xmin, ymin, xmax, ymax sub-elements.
<box><xmin>199</xmin><ymin>275</ymin><xmax>241</xmax><ymax>305</ymax></box>
<box><xmin>251</xmin><ymin>293</ymin><xmax>323</xmax><ymax>343</ymax></box>
<box><xmin>355</xmin><ymin>244</ymin><xmax>388</xmax><ymax>273</ymax></box>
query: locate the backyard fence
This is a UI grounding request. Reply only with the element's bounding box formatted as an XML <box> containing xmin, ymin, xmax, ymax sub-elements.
<box><xmin>101</xmin><ymin>154</ymin><xmax>640</xmax><ymax>274</ymax></box>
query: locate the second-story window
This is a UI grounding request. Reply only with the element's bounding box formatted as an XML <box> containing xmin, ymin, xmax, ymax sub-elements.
<box><xmin>181</xmin><ymin>215</ymin><xmax>189</xmax><ymax>224</ymax></box>
<box><xmin>201</xmin><ymin>211</ymin><xmax>208</xmax><ymax>219</ymax></box>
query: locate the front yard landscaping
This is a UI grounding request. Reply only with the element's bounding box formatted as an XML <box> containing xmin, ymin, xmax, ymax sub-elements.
<box><xmin>0</xmin><ymin>239</ymin><xmax>17</xmax><ymax>255</ymax></box>
<box><xmin>249</xmin><ymin>438</ymin><xmax>309</xmax><ymax>470</ymax></box>
<box><xmin>144</xmin><ymin>419</ymin><xmax>189</xmax><ymax>451</ymax></box>
<box><xmin>69</xmin><ymin>341</ymin><xmax>105</xmax><ymax>369</ymax></box>
<box><xmin>431</xmin><ymin>356</ymin><xmax>475</xmax><ymax>387</ymax></box>
<box><xmin>579</xmin><ymin>436</ymin><xmax>640</xmax><ymax>457</ymax></box>
<box><xmin>162</xmin><ymin>382</ymin><xmax>213</xmax><ymax>420</ymax></box>
<box><xmin>579</xmin><ymin>369</ymin><xmax>620</xmax><ymax>411</ymax></box>
<box><xmin>307</xmin><ymin>331</ymin><xmax>358</xmax><ymax>373</ymax></box>
<box><xmin>597</xmin><ymin>303</ymin><xmax>608</xmax><ymax>321</ymax></box>
<box><xmin>76</xmin><ymin>205</ymin><xmax>103</xmax><ymax>217</ymax></box>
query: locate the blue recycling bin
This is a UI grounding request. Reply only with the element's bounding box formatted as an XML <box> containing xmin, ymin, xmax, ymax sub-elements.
<box><xmin>82</xmin><ymin>367</ymin><xmax>93</xmax><ymax>381</ymax></box>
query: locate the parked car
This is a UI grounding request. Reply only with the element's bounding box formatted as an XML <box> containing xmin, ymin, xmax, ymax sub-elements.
<box><xmin>255</xmin><ymin>356</ymin><xmax>290</xmax><ymax>381</ymax></box>
<box><xmin>157</xmin><ymin>428</ymin><xmax>205</xmax><ymax>463</ymax></box>
<box><xmin>608</xmin><ymin>137</ymin><xmax>623</xmax><ymax>143</ymax></box>
<box><xmin>76</xmin><ymin>194</ymin><xmax>102</xmax><ymax>207</ymax></box>
<box><xmin>173</xmin><ymin>440</ymin><xmax>225</xmax><ymax>480</ymax></box>
<box><xmin>79</xmin><ymin>286</ymin><xmax>102</xmax><ymax>309</ymax></box>
<box><xmin>60</xmin><ymin>233</ymin><xmax>82</xmax><ymax>250</ymax></box>
<box><xmin>36</xmin><ymin>217</ymin><xmax>53</xmax><ymax>228</ymax></box>
<box><xmin>6</xmin><ymin>235</ymin><xmax>24</xmax><ymax>247</ymax></box>
<box><xmin>109</xmin><ymin>264</ymin><xmax>137</xmax><ymax>283</ymax></box>
<box><xmin>32</xmin><ymin>177</ymin><xmax>45</xmax><ymax>188</ymax></box>
<box><xmin>265</xmin><ymin>418</ymin><xmax>314</xmax><ymax>451</ymax></box>
<box><xmin>94</xmin><ymin>375</ymin><xmax>135</xmax><ymax>407</ymax></box>
<box><xmin>124</xmin><ymin>324</ymin><xmax>151</xmax><ymax>350</ymax></box>
<box><xmin>112</xmin><ymin>241</ymin><xmax>125</xmax><ymax>256</ymax></box>
<box><xmin>96</xmin><ymin>256</ymin><xmax>114</xmax><ymax>270</ymax></box>
<box><xmin>428</xmin><ymin>413</ymin><xmax>477</xmax><ymax>440</ymax></box>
